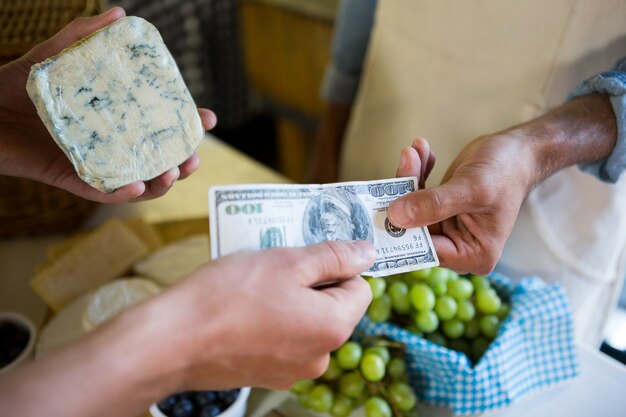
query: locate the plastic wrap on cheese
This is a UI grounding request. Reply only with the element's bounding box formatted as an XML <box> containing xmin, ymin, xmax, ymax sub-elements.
<box><xmin>26</xmin><ymin>16</ymin><xmax>204</xmax><ymax>192</ymax></box>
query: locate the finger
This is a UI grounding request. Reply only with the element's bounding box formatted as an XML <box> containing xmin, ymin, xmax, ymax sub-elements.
<box><xmin>132</xmin><ymin>166</ymin><xmax>180</xmax><ymax>202</ymax></box>
<box><xmin>430</xmin><ymin>232</ymin><xmax>458</xmax><ymax>265</ymax></box>
<box><xmin>317</xmin><ymin>275</ymin><xmax>372</xmax><ymax>321</ymax></box>
<box><xmin>430</xmin><ymin>233</ymin><xmax>476</xmax><ymax>275</ymax></box>
<box><xmin>111</xmin><ymin>157</ymin><xmax>194</xmax><ymax>201</ymax></box>
<box><xmin>272</xmin><ymin>355</ymin><xmax>332</xmax><ymax>386</ymax></box>
<box><xmin>437</xmin><ymin>215</ymin><xmax>499</xmax><ymax>275</ymax></box>
<box><xmin>296</xmin><ymin>241</ymin><xmax>376</xmax><ymax>287</ymax></box>
<box><xmin>79</xmin><ymin>164</ymin><xmax>182</xmax><ymax>203</ymax></box>
<box><xmin>54</xmin><ymin>171</ymin><xmax>144</xmax><ymax>203</ymax></box>
<box><xmin>411</xmin><ymin>138</ymin><xmax>436</xmax><ymax>188</ymax></box>
<box><xmin>427</xmin><ymin>221</ymin><xmax>442</xmax><ymax>236</ymax></box>
<box><xmin>396</xmin><ymin>139</ymin><xmax>435</xmax><ymax>188</ymax></box>
<box><xmin>424</xmin><ymin>149</ymin><xmax>436</xmax><ymax>182</ymax></box>
<box><xmin>104</xmin><ymin>182</ymin><xmax>146</xmax><ymax>202</ymax></box>
<box><xmin>178</xmin><ymin>153</ymin><xmax>200</xmax><ymax>180</ymax></box>
<box><xmin>198</xmin><ymin>108</ymin><xmax>217</xmax><ymax>131</ymax></box>
<box><xmin>396</xmin><ymin>146</ymin><xmax>421</xmax><ymax>178</ymax></box>
<box><xmin>388</xmin><ymin>180</ymin><xmax>472</xmax><ymax>228</ymax></box>
<box><xmin>26</xmin><ymin>8</ymin><xmax>126</xmax><ymax>63</ymax></box>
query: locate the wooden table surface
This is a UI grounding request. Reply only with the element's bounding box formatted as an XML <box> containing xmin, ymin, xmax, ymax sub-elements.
<box><xmin>0</xmin><ymin>135</ymin><xmax>289</xmax><ymax>327</ymax></box>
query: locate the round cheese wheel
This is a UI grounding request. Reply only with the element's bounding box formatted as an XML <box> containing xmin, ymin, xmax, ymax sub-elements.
<box><xmin>82</xmin><ymin>278</ymin><xmax>161</xmax><ymax>331</ymax></box>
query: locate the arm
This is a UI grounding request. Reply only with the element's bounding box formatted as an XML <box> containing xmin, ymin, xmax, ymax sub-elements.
<box><xmin>389</xmin><ymin>92</ymin><xmax>618</xmax><ymax>274</ymax></box>
<box><xmin>0</xmin><ymin>241</ymin><xmax>375</xmax><ymax>417</ymax></box>
<box><xmin>0</xmin><ymin>7</ymin><xmax>217</xmax><ymax>203</ymax></box>
<box><xmin>307</xmin><ymin>0</ymin><xmax>377</xmax><ymax>183</ymax></box>
<box><xmin>570</xmin><ymin>57</ymin><xmax>626</xmax><ymax>182</ymax></box>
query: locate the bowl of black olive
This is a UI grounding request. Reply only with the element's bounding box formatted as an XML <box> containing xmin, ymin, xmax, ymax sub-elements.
<box><xmin>0</xmin><ymin>311</ymin><xmax>36</xmax><ymax>374</ymax></box>
<box><xmin>150</xmin><ymin>387</ymin><xmax>251</xmax><ymax>417</ymax></box>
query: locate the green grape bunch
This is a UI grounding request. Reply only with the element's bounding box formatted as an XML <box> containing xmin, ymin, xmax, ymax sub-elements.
<box><xmin>291</xmin><ymin>339</ymin><xmax>420</xmax><ymax>417</ymax></box>
<box><xmin>365</xmin><ymin>267</ymin><xmax>510</xmax><ymax>362</ymax></box>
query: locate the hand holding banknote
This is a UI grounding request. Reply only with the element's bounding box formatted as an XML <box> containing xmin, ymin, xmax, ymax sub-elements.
<box><xmin>209</xmin><ymin>177</ymin><xmax>439</xmax><ymax>277</ymax></box>
<box><xmin>388</xmin><ymin>137</ymin><xmax>533</xmax><ymax>275</ymax></box>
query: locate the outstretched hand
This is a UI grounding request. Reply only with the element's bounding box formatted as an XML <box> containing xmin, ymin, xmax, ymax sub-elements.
<box><xmin>160</xmin><ymin>240</ymin><xmax>375</xmax><ymax>390</ymax></box>
<box><xmin>389</xmin><ymin>136</ymin><xmax>534</xmax><ymax>274</ymax></box>
<box><xmin>0</xmin><ymin>7</ymin><xmax>217</xmax><ymax>203</ymax></box>
<box><xmin>0</xmin><ymin>241</ymin><xmax>376</xmax><ymax>417</ymax></box>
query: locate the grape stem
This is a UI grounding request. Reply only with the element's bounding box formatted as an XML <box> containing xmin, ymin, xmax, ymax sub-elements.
<box><xmin>365</xmin><ymin>380</ymin><xmax>406</xmax><ymax>417</ymax></box>
<box><xmin>362</xmin><ymin>336</ymin><xmax>406</xmax><ymax>350</ymax></box>
<box><xmin>377</xmin><ymin>383</ymin><xmax>405</xmax><ymax>417</ymax></box>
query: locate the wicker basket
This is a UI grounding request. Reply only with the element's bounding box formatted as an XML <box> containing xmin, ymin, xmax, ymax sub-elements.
<box><xmin>0</xmin><ymin>0</ymin><xmax>104</xmax><ymax>237</ymax></box>
<box><xmin>0</xmin><ymin>0</ymin><xmax>102</xmax><ymax>61</ymax></box>
<box><xmin>0</xmin><ymin>177</ymin><xmax>97</xmax><ymax>237</ymax></box>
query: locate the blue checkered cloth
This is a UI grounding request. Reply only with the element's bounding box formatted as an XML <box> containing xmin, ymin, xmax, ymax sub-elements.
<box><xmin>356</xmin><ymin>273</ymin><xmax>580</xmax><ymax>415</ymax></box>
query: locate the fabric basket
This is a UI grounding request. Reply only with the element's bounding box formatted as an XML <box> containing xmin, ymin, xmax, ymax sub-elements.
<box><xmin>357</xmin><ymin>273</ymin><xmax>580</xmax><ymax>415</ymax></box>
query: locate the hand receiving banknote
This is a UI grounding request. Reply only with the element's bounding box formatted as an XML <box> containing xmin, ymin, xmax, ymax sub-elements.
<box><xmin>209</xmin><ymin>177</ymin><xmax>439</xmax><ymax>277</ymax></box>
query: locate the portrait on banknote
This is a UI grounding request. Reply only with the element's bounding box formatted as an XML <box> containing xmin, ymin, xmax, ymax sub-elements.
<box><xmin>302</xmin><ymin>188</ymin><xmax>374</xmax><ymax>244</ymax></box>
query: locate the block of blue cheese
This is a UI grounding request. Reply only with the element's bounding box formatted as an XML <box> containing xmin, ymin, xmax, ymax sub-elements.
<box><xmin>26</xmin><ymin>16</ymin><xmax>204</xmax><ymax>192</ymax></box>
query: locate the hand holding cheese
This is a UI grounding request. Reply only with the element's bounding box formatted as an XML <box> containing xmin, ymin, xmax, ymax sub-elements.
<box><xmin>0</xmin><ymin>7</ymin><xmax>217</xmax><ymax>203</ymax></box>
<box><xmin>0</xmin><ymin>241</ymin><xmax>375</xmax><ymax>417</ymax></box>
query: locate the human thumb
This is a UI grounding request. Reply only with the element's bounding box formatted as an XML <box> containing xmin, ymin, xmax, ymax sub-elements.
<box><xmin>297</xmin><ymin>240</ymin><xmax>376</xmax><ymax>287</ymax></box>
<box><xmin>388</xmin><ymin>182</ymin><xmax>468</xmax><ymax>228</ymax></box>
<box><xmin>25</xmin><ymin>7</ymin><xmax>126</xmax><ymax>64</ymax></box>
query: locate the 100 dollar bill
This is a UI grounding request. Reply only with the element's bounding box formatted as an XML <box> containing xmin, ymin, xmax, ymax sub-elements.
<box><xmin>208</xmin><ymin>177</ymin><xmax>439</xmax><ymax>277</ymax></box>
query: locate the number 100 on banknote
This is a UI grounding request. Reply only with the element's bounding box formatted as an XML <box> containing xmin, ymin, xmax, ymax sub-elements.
<box><xmin>208</xmin><ymin>177</ymin><xmax>439</xmax><ymax>277</ymax></box>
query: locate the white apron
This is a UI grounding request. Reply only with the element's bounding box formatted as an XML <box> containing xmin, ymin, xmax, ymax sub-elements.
<box><xmin>340</xmin><ymin>0</ymin><xmax>626</xmax><ymax>346</ymax></box>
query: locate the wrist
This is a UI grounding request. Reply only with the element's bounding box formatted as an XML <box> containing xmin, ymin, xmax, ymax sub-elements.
<box><xmin>124</xmin><ymin>280</ymin><xmax>231</xmax><ymax>391</ymax></box>
<box><xmin>109</xmin><ymin>293</ymin><xmax>190</xmax><ymax>398</ymax></box>
<box><xmin>68</xmin><ymin>300</ymin><xmax>187</xmax><ymax>415</ymax></box>
<box><xmin>502</xmin><ymin>93</ymin><xmax>617</xmax><ymax>186</ymax></box>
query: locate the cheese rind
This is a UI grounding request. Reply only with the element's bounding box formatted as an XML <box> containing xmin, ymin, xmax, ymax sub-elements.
<box><xmin>82</xmin><ymin>277</ymin><xmax>161</xmax><ymax>331</ymax></box>
<box><xmin>26</xmin><ymin>16</ymin><xmax>204</xmax><ymax>192</ymax></box>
